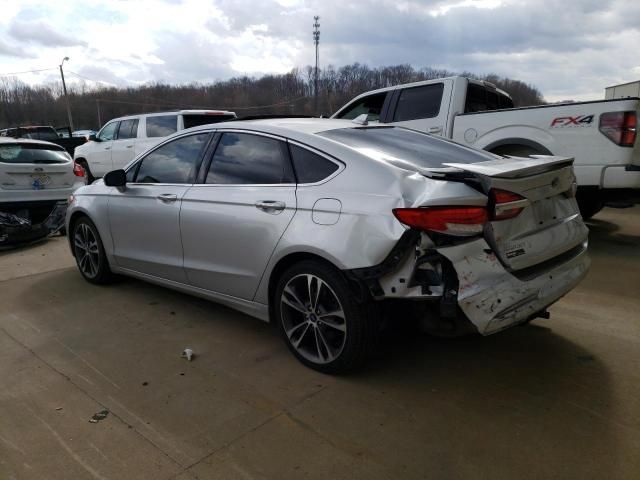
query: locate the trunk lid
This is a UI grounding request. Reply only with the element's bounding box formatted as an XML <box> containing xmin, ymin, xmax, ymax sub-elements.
<box><xmin>441</xmin><ymin>155</ymin><xmax>588</xmax><ymax>271</ymax></box>
<box><xmin>0</xmin><ymin>142</ymin><xmax>75</xmax><ymax>191</ymax></box>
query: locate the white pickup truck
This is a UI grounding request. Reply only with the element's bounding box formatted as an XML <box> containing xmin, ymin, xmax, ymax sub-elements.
<box><xmin>331</xmin><ymin>76</ymin><xmax>640</xmax><ymax>218</ymax></box>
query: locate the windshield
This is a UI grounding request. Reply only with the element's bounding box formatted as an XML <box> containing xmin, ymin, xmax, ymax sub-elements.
<box><xmin>318</xmin><ymin>126</ymin><xmax>495</xmax><ymax>170</ymax></box>
<box><xmin>0</xmin><ymin>143</ymin><xmax>70</xmax><ymax>164</ymax></box>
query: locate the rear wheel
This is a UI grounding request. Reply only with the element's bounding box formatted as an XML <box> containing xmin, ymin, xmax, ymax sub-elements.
<box><xmin>576</xmin><ymin>187</ymin><xmax>604</xmax><ymax>220</ymax></box>
<box><xmin>71</xmin><ymin>217</ymin><xmax>113</xmax><ymax>284</ymax></box>
<box><xmin>274</xmin><ymin>260</ymin><xmax>377</xmax><ymax>374</ymax></box>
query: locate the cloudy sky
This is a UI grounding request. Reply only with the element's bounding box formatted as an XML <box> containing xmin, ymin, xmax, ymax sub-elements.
<box><xmin>0</xmin><ymin>0</ymin><xmax>639</xmax><ymax>102</ymax></box>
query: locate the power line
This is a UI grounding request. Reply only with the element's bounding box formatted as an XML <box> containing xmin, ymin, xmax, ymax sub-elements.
<box><xmin>66</xmin><ymin>70</ymin><xmax>113</xmax><ymax>85</ymax></box>
<box><xmin>0</xmin><ymin>67</ymin><xmax>57</xmax><ymax>78</ymax></box>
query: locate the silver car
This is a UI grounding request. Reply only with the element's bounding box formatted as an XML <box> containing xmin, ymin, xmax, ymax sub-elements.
<box><xmin>66</xmin><ymin>119</ymin><xmax>590</xmax><ymax>372</ymax></box>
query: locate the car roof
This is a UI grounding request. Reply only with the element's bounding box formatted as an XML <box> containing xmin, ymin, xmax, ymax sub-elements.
<box><xmin>0</xmin><ymin>137</ymin><xmax>65</xmax><ymax>149</ymax></box>
<box><xmin>105</xmin><ymin>109</ymin><xmax>236</xmax><ymax>123</ymax></box>
<box><xmin>187</xmin><ymin>117</ymin><xmax>377</xmax><ymax>136</ymax></box>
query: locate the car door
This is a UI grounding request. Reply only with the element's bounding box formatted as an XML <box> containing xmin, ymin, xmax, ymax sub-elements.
<box><xmin>388</xmin><ymin>80</ymin><xmax>453</xmax><ymax>136</ymax></box>
<box><xmin>90</xmin><ymin>121</ymin><xmax>119</xmax><ymax>176</ymax></box>
<box><xmin>108</xmin><ymin>132</ymin><xmax>212</xmax><ymax>282</ymax></box>
<box><xmin>180</xmin><ymin>131</ymin><xmax>297</xmax><ymax>300</ymax></box>
<box><xmin>110</xmin><ymin>118</ymin><xmax>139</xmax><ymax>170</ymax></box>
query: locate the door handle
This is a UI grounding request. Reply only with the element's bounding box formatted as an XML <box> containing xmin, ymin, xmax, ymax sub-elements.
<box><xmin>428</xmin><ymin>126</ymin><xmax>443</xmax><ymax>134</ymax></box>
<box><xmin>158</xmin><ymin>193</ymin><xmax>178</xmax><ymax>203</ymax></box>
<box><xmin>255</xmin><ymin>200</ymin><xmax>286</xmax><ymax>213</ymax></box>
<box><xmin>126</xmin><ymin>145</ymin><xmax>134</xmax><ymax>149</ymax></box>
<box><xmin>104</xmin><ymin>146</ymin><xmax>111</xmax><ymax>150</ymax></box>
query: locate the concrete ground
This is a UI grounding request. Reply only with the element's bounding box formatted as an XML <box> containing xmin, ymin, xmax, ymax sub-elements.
<box><xmin>0</xmin><ymin>207</ymin><xmax>639</xmax><ymax>480</ymax></box>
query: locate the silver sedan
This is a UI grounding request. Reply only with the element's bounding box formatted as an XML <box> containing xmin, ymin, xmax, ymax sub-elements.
<box><xmin>66</xmin><ymin>118</ymin><xmax>590</xmax><ymax>373</ymax></box>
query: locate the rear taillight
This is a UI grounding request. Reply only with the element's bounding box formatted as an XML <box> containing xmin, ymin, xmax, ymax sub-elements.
<box><xmin>393</xmin><ymin>206</ymin><xmax>488</xmax><ymax>236</ymax></box>
<box><xmin>490</xmin><ymin>189</ymin><xmax>528</xmax><ymax>220</ymax></box>
<box><xmin>73</xmin><ymin>162</ymin><xmax>85</xmax><ymax>177</ymax></box>
<box><xmin>599</xmin><ymin>111</ymin><xmax>637</xmax><ymax>147</ymax></box>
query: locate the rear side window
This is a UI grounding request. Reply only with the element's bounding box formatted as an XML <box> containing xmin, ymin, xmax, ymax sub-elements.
<box><xmin>334</xmin><ymin>92</ymin><xmax>387</xmax><ymax>121</ymax></box>
<box><xmin>465</xmin><ymin>84</ymin><xmax>514</xmax><ymax>113</ymax></box>
<box><xmin>393</xmin><ymin>83</ymin><xmax>444</xmax><ymax>122</ymax></box>
<box><xmin>206</xmin><ymin>132</ymin><xmax>294</xmax><ymax>185</ymax></box>
<box><xmin>116</xmin><ymin>119</ymin><xmax>139</xmax><ymax>140</ymax></box>
<box><xmin>289</xmin><ymin>144</ymin><xmax>339</xmax><ymax>183</ymax></box>
<box><xmin>146</xmin><ymin>115</ymin><xmax>178</xmax><ymax>137</ymax></box>
<box><xmin>135</xmin><ymin>133</ymin><xmax>209</xmax><ymax>184</ymax></box>
<box><xmin>0</xmin><ymin>144</ymin><xmax>68</xmax><ymax>164</ymax></box>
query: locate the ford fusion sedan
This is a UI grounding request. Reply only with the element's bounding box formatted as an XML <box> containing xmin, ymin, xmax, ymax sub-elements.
<box><xmin>66</xmin><ymin>118</ymin><xmax>590</xmax><ymax>372</ymax></box>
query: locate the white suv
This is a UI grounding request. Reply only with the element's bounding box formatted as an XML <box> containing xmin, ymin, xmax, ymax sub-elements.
<box><xmin>74</xmin><ymin>110</ymin><xmax>236</xmax><ymax>180</ymax></box>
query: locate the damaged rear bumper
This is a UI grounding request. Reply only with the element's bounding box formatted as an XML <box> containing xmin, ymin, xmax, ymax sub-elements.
<box><xmin>0</xmin><ymin>201</ymin><xmax>67</xmax><ymax>247</ymax></box>
<box><xmin>349</xmin><ymin>232</ymin><xmax>590</xmax><ymax>336</ymax></box>
<box><xmin>437</xmin><ymin>238</ymin><xmax>590</xmax><ymax>335</ymax></box>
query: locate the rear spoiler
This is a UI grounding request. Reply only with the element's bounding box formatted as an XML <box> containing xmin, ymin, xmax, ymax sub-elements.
<box><xmin>442</xmin><ymin>155</ymin><xmax>574</xmax><ymax>179</ymax></box>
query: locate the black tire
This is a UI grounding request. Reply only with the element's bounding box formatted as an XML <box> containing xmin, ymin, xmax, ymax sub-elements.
<box><xmin>71</xmin><ymin>216</ymin><xmax>114</xmax><ymax>284</ymax></box>
<box><xmin>274</xmin><ymin>260</ymin><xmax>378</xmax><ymax>374</ymax></box>
<box><xmin>576</xmin><ymin>188</ymin><xmax>604</xmax><ymax>220</ymax></box>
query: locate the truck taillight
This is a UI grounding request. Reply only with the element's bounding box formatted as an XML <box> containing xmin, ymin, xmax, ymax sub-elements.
<box><xmin>73</xmin><ymin>162</ymin><xmax>85</xmax><ymax>177</ymax></box>
<box><xmin>599</xmin><ymin>111</ymin><xmax>637</xmax><ymax>147</ymax></box>
<box><xmin>393</xmin><ymin>207</ymin><xmax>488</xmax><ymax>236</ymax></box>
<box><xmin>490</xmin><ymin>189</ymin><xmax>528</xmax><ymax>220</ymax></box>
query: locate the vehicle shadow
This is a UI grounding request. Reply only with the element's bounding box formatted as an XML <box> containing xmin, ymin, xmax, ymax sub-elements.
<box><xmin>586</xmin><ymin>217</ymin><xmax>640</xmax><ymax>257</ymax></box>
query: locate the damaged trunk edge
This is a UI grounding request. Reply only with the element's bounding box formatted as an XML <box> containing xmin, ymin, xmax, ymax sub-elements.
<box><xmin>0</xmin><ymin>201</ymin><xmax>66</xmax><ymax>247</ymax></box>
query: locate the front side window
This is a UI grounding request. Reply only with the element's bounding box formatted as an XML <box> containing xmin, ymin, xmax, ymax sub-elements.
<box><xmin>146</xmin><ymin>115</ymin><xmax>178</xmax><ymax>138</ymax></box>
<box><xmin>98</xmin><ymin>122</ymin><xmax>118</xmax><ymax>141</ymax></box>
<box><xmin>289</xmin><ymin>144</ymin><xmax>339</xmax><ymax>183</ymax></box>
<box><xmin>117</xmin><ymin>119</ymin><xmax>139</xmax><ymax>140</ymax></box>
<box><xmin>393</xmin><ymin>83</ymin><xmax>444</xmax><ymax>122</ymax></box>
<box><xmin>134</xmin><ymin>133</ymin><xmax>209</xmax><ymax>184</ymax></box>
<box><xmin>334</xmin><ymin>93</ymin><xmax>387</xmax><ymax>121</ymax></box>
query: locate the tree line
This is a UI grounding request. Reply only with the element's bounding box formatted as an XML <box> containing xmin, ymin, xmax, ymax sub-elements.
<box><xmin>0</xmin><ymin>64</ymin><xmax>545</xmax><ymax>130</ymax></box>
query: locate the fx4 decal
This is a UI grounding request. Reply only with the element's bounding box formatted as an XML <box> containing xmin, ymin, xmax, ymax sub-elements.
<box><xmin>550</xmin><ymin>115</ymin><xmax>594</xmax><ymax>127</ymax></box>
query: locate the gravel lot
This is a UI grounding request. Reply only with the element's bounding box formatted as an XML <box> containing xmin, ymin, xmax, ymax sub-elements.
<box><xmin>1</xmin><ymin>206</ymin><xmax>639</xmax><ymax>479</ymax></box>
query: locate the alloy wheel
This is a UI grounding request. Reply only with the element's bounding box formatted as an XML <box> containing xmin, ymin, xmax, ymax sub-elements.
<box><xmin>74</xmin><ymin>223</ymin><xmax>100</xmax><ymax>278</ymax></box>
<box><xmin>280</xmin><ymin>273</ymin><xmax>347</xmax><ymax>365</ymax></box>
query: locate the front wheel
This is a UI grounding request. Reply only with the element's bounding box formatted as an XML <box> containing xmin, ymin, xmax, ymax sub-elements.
<box><xmin>71</xmin><ymin>217</ymin><xmax>114</xmax><ymax>284</ymax></box>
<box><xmin>274</xmin><ymin>260</ymin><xmax>377</xmax><ymax>374</ymax></box>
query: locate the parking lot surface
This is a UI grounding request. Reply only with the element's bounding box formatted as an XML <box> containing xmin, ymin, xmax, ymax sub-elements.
<box><xmin>1</xmin><ymin>207</ymin><xmax>639</xmax><ymax>479</ymax></box>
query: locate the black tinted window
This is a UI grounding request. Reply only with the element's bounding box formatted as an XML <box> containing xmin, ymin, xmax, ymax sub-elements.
<box><xmin>393</xmin><ymin>84</ymin><xmax>444</xmax><ymax>122</ymax></box>
<box><xmin>335</xmin><ymin>93</ymin><xmax>387</xmax><ymax>121</ymax></box>
<box><xmin>117</xmin><ymin>119</ymin><xmax>138</xmax><ymax>140</ymax></box>
<box><xmin>0</xmin><ymin>143</ymin><xmax>68</xmax><ymax>164</ymax></box>
<box><xmin>289</xmin><ymin>144</ymin><xmax>339</xmax><ymax>183</ymax></box>
<box><xmin>135</xmin><ymin>133</ymin><xmax>209</xmax><ymax>184</ymax></box>
<box><xmin>206</xmin><ymin>133</ymin><xmax>294</xmax><ymax>184</ymax></box>
<box><xmin>465</xmin><ymin>84</ymin><xmax>514</xmax><ymax>113</ymax></box>
<box><xmin>319</xmin><ymin>127</ymin><xmax>495</xmax><ymax>169</ymax></box>
<box><xmin>183</xmin><ymin>114</ymin><xmax>235</xmax><ymax>129</ymax></box>
<box><xmin>146</xmin><ymin>115</ymin><xmax>177</xmax><ymax>137</ymax></box>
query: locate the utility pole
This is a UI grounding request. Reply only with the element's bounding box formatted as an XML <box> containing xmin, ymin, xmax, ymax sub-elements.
<box><xmin>96</xmin><ymin>99</ymin><xmax>102</xmax><ymax>128</ymax></box>
<box><xmin>313</xmin><ymin>16</ymin><xmax>320</xmax><ymax>116</ymax></box>
<box><xmin>59</xmin><ymin>57</ymin><xmax>74</xmax><ymax>131</ymax></box>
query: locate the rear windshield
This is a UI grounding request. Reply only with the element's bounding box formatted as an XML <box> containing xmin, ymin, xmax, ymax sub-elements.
<box><xmin>318</xmin><ymin>127</ymin><xmax>494</xmax><ymax>169</ymax></box>
<box><xmin>183</xmin><ymin>114</ymin><xmax>236</xmax><ymax>129</ymax></box>
<box><xmin>16</xmin><ymin>127</ymin><xmax>60</xmax><ymax>141</ymax></box>
<box><xmin>465</xmin><ymin>83</ymin><xmax>514</xmax><ymax>113</ymax></box>
<box><xmin>0</xmin><ymin>143</ymin><xmax>69</xmax><ymax>164</ymax></box>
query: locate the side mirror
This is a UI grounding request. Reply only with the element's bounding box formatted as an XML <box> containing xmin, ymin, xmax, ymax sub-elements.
<box><xmin>104</xmin><ymin>169</ymin><xmax>126</xmax><ymax>187</ymax></box>
<box><xmin>89</xmin><ymin>133</ymin><xmax>99</xmax><ymax>142</ymax></box>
